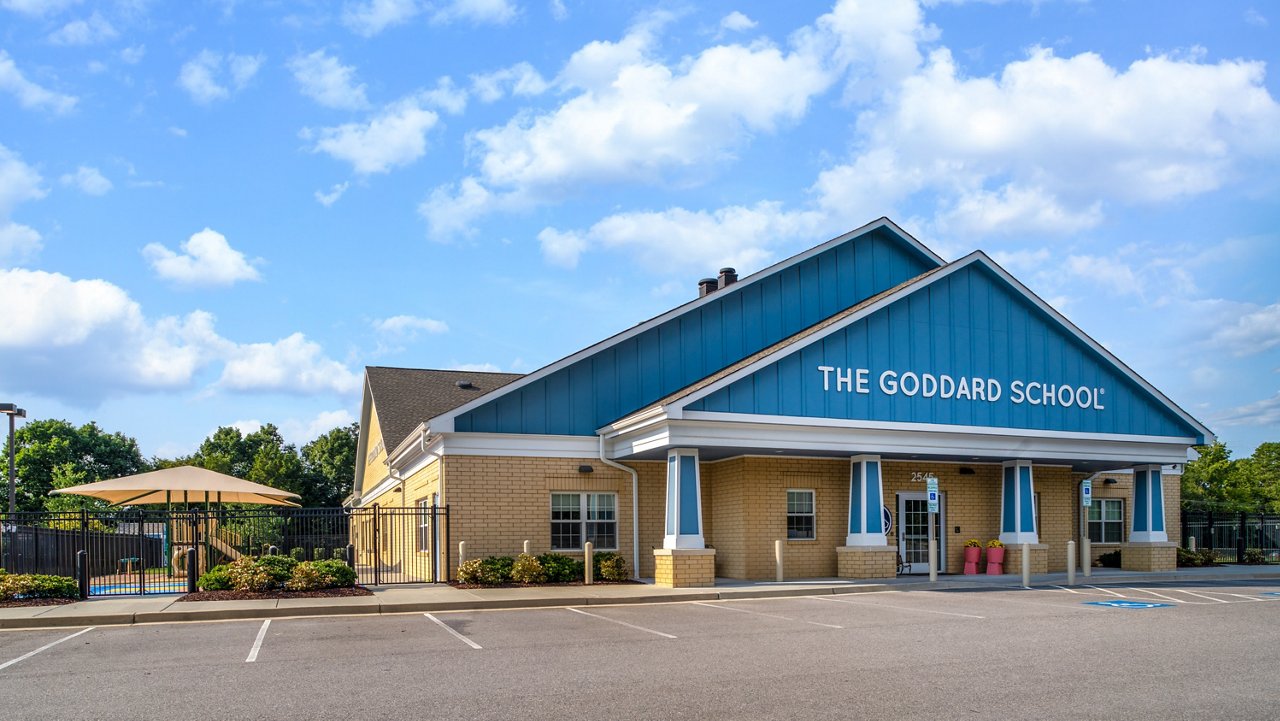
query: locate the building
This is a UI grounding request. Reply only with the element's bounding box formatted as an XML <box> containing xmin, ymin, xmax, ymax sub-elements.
<box><xmin>351</xmin><ymin>218</ymin><xmax>1211</xmax><ymax>587</ymax></box>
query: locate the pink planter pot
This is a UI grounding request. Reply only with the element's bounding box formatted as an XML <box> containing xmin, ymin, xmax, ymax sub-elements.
<box><xmin>985</xmin><ymin>546</ymin><xmax>1005</xmax><ymax>575</ymax></box>
<box><xmin>963</xmin><ymin>546</ymin><xmax>981</xmax><ymax>574</ymax></box>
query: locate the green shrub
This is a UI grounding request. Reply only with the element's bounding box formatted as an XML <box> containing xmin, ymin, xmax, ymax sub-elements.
<box><xmin>1096</xmin><ymin>550</ymin><xmax>1122</xmax><ymax>568</ymax></box>
<box><xmin>228</xmin><ymin>557</ymin><xmax>273</xmax><ymax>592</ymax></box>
<box><xmin>538</xmin><ymin>553</ymin><xmax>584</xmax><ymax>583</ymax></box>
<box><xmin>1198</xmin><ymin>548</ymin><xmax>1218</xmax><ymax>566</ymax></box>
<box><xmin>285</xmin><ymin>562</ymin><xmax>327</xmax><ymax>591</ymax></box>
<box><xmin>457</xmin><ymin>559</ymin><xmax>490</xmax><ymax>585</ymax></box>
<box><xmin>332</xmin><ymin>547</ymin><xmax>347</xmax><ymax>562</ymax></box>
<box><xmin>197</xmin><ymin>565</ymin><xmax>233</xmax><ymax>591</ymax></box>
<box><xmin>311</xmin><ymin>547</ymin><xmax>327</xmax><ymax>561</ymax></box>
<box><xmin>312</xmin><ymin>559</ymin><xmax>356</xmax><ymax>587</ymax></box>
<box><xmin>256</xmin><ymin>555</ymin><xmax>299</xmax><ymax>585</ymax></box>
<box><xmin>1242</xmin><ymin>548</ymin><xmax>1267</xmax><ymax>565</ymax></box>
<box><xmin>594</xmin><ymin>552</ymin><xmax>630</xmax><ymax>582</ymax></box>
<box><xmin>0</xmin><ymin>573</ymin><xmax>80</xmax><ymax>600</ymax></box>
<box><xmin>1177</xmin><ymin>547</ymin><xmax>1201</xmax><ymax>567</ymax></box>
<box><xmin>289</xmin><ymin>547</ymin><xmax>306</xmax><ymax>562</ymax></box>
<box><xmin>511</xmin><ymin>554</ymin><xmax>546</xmax><ymax>584</ymax></box>
<box><xmin>480</xmin><ymin>556</ymin><xmax>514</xmax><ymax>584</ymax></box>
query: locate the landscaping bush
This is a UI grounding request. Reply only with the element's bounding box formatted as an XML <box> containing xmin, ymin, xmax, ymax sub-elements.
<box><xmin>285</xmin><ymin>562</ymin><xmax>327</xmax><ymax>591</ymax></box>
<box><xmin>1242</xmin><ymin>548</ymin><xmax>1267</xmax><ymax>565</ymax></box>
<box><xmin>1198</xmin><ymin>548</ymin><xmax>1218</xmax><ymax>566</ymax></box>
<box><xmin>311</xmin><ymin>547</ymin><xmax>327</xmax><ymax>561</ymax></box>
<box><xmin>1096</xmin><ymin>550</ymin><xmax>1121</xmax><ymax>568</ymax></box>
<box><xmin>197</xmin><ymin>565</ymin><xmax>233</xmax><ymax>591</ymax></box>
<box><xmin>312</xmin><ymin>559</ymin><xmax>356</xmax><ymax>587</ymax></box>
<box><xmin>457</xmin><ymin>559</ymin><xmax>491</xmax><ymax>585</ymax></box>
<box><xmin>227</xmin><ymin>557</ymin><xmax>273</xmax><ymax>592</ymax></box>
<box><xmin>511</xmin><ymin>553</ymin><xmax>546</xmax><ymax>584</ymax></box>
<box><xmin>289</xmin><ymin>547</ymin><xmax>306</xmax><ymax>562</ymax></box>
<box><xmin>593</xmin><ymin>552</ymin><xmax>629</xmax><ymax>582</ymax></box>
<box><xmin>1177</xmin><ymin>547</ymin><xmax>1201</xmax><ymax>567</ymax></box>
<box><xmin>480</xmin><ymin>555</ymin><xmax>514</xmax><ymax>584</ymax></box>
<box><xmin>0</xmin><ymin>573</ymin><xmax>79</xmax><ymax>600</ymax></box>
<box><xmin>332</xmin><ymin>547</ymin><xmax>347</xmax><ymax>562</ymax></box>
<box><xmin>256</xmin><ymin>555</ymin><xmax>299</xmax><ymax>585</ymax></box>
<box><xmin>538</xmin><ymin>553</ymin><xmax>584</xmax><ymax>583</ymax></box>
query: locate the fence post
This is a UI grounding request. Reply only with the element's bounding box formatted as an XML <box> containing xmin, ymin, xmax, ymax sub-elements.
<box><xmin>136</xmin><ymin>509</ymin><xmax>145</xmax><ymax>595</ymax></box>
<box><xmin>1206</xmin><ymin>511</ymin><xmax>1215</xmax><ymax>560</ymax></box>
<box><xmin>75</xmin><ymin>549</ymin><xmax>88</xmax><ymax>599</ymax></box>
<box><xmin>584</xmin><ymin>541</ymin><xmax>594</xmax><ymax>585</ymax></box>
<box><xmin>187</xmin><ymin>548</ymin><xmax>197</xmax><ymax>593</ymax></box>
<box><xmin>372</xmin><ymin>504</ymin><xmax>381</xmax><ymax>587</ymax></box>
<box><xmin>1066</xmin><ymin>541</ymin><xmax>1075</xmax><ymax>586</ymax></box>
<box><xmin>1238</xmin><ymin>511</ymin><xmax>1247</xmax><ymax>563</ymax></box>
<box><xmin>346</xmin><ymin>543</ymin><xmax>355</xmax><ymax>568</ymax></box>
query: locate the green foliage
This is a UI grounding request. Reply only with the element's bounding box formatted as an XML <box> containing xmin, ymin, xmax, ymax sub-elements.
<box><xmin>285</xmin><ymin>562</ymin><xmax>326</xmax><ymax>591</ymax></box>
<box><xmin>227</xmin><ymin>557</ymin><xmax>273</xmax><ymax>592</ymax></box>
<box><xmin>0</xmin><ymin>573</ymin><xmax>80</xmax><ymax>600</ymax></box>
<box><xmin>457</xmin><ymin>557</ymin><xmax>514</xmax><ymax>585</ymax></box>
<box><xmin>1242</xmin><ymin>548</ymin><xmax>1268</xmax><ymax>565</ymax></box>
<box><xmin>456</xmin><ymin>559</ymin><xmax>492</xmax><ymax>585</ymax></box>
<box><xmin>197</xmin><ymin>565</ymin><xmax>233</xmax><ymax>591</ymax></box>
<box><xmin>300</xmin><ymin>423</ymin><xmax>358</xmax><ymax>507</ymax></box>
<box><xmin>511</xmin><ymin>553</ymin><xmax>546</xmax><ymax>584</ymax></box>
<box><xmin>332</xmin><ymin>547</ymin><xmax>347</xmax><ymax>562</ymax></box>
<box><xmin>481</xmin><ymin>556</ymin><xmax>514</xmax><ymax>583</ymax></box>
<box><xmin>311</xmin><ymin>559</ymin><xmax>355</xmax><ymax>587</ymax></box>
<box><xmin>593</xmin><ymin>552</ymin><xmax>630</xmax><ymax>582</ymax></box>
<box><xmin>256</xmin><ymin>555</ymin><xmax>299</xmax><ymax>584</ymax></box>
<box><xmin>1096</xmin><ymin>550</ymin><xmax>1122</xmax><ymax>568</ymax></box>
<box><xmin>1177</xmin><ymin>547</ymin><xmax>1220</xmax><ymax>567</ymax></box>
<box><xmin>538</xmin><ymin>553</ymin><xmax>584</xmax><ymax>583</ymax></box>
<box><xmin>289</xmin><ymin>547</ymin><xmax>306</xmax><ymax>562</ymax></box>
<box><xmin>8</xmin><ymin>418</ymin><xmax>145</xmax><ymax>513</ymax></box>
<box><xmin>1183</xmin><ymin>441</ymin><xmax>1280</xmax><ymax>513</ymax></box>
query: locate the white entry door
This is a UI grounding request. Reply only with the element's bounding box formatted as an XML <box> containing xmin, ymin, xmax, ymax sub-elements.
<box><xmin>898</xmin><ymin>493</ymin><xmax>945</xmax><ymax>574</ymax></box>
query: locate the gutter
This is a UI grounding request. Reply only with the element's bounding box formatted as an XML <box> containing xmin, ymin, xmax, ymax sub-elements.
<box><xmin>598</xmin><ymin>433</ymin><xmax>641</xmax><ymax>580</ymax></box>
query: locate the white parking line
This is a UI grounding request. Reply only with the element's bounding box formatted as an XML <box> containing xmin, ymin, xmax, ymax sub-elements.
<box><xmin>1171</xmin><ymin>589</ymin><xmax>1231</xmax><ymax>604</ymax></box>
<box><xmin>245</xmin><ymin>620</ymin><xmax>270</xmax><ymax>663</ymax></box>
<box><xmin>0</xmin><ymin>627</ymin><xmax>95</xmax><ymax>672</ymax></box>
<box><xmin>1219</xmin><ymin>593</ymin><xmax>1268</xmax><ymax>602</ymax></box>
<box><xmin>693</xmin><ymin>601</ymin><xmax>844</xmax><ymax>628</ymax></box>
<box><xmin>1123</xmin><ymin>588</ymin><xmax>1187</xmax><ymax>603</ymax></box>
<box><xmin>1084</xmin><ymin>585</ymin><xmax>1126</xmax><ymax>598</ymax></box>
<box><xmin>424</xmin><ymin>613</ymin><xmax>482</xmax><ymax>649</ymax></box>
<box><xmin>566</xmin><ymin>608</ymin><xmax>677</xmax><ymax>639</ymax></box>
<box><xmin>811</xmin><ymin>595</ymin><xmax>985</xmax><ymax>619</ymax></box>
<box><xmin>1051</xmin><ymin>585</ymin><xmax>1083</xmax><ymax>594</ymax></box>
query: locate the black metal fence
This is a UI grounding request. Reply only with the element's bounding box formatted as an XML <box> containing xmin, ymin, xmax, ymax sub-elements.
<box><xmin>1181</xmin><ymin>510</ymin><xmax>1280</xmax><ymax>563</ymax></box>
<box><xmin>1</xmin><ymin>505</ymin><xmax>449</xmax><ymax>596</ymax></box>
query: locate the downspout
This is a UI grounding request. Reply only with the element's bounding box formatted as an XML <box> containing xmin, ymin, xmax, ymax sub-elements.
<box><xmin>599</xmin><ymin>433</ymin><xmax>640</xmax><ymax>580</ymax></box>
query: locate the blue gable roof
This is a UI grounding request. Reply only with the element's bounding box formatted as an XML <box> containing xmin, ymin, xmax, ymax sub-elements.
<box><xmin>684</xmin><ymin>257</ymin><xmax>1207</xmax><ymax>442</ymax></box>
<box><xmin>450</xmin><ymin>221</ymin><xmax>941</xmax><ymax>436</ymax></box>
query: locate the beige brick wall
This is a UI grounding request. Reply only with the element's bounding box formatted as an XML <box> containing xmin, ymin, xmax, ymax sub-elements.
<box><xmin>654</xmin><ymin>550</ymin><xmax>715</xmax><ymax>587</ymax></box>
<box><xmin>1088</xmin><ymin>471</ymin><xmax>1182</xmax><ymax>565</ymax></box>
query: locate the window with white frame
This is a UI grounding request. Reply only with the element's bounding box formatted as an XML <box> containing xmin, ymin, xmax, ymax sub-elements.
<box><xmin>417</xmin><ymin>499</ymin><xmax>432</xmax><ymax>552</ymax></box>
<box><xmin>551</xmin><ymin>493</ymin><xmax>617</xmax><ymax>551</ymax></box>
<box><xmin>787</xmin><ymin>489</ymin><xmax>816</xmax><ymax>540</ymax></box>
<box><xmin>1088</xmin><ymin>498</ymin><xmax>1124</xmax><ymax>543</ymax></box>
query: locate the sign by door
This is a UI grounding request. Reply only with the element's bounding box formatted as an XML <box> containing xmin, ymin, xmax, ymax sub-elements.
<box><xmin>882</xmin><ymin>505</ymin><xmax>893</xmax><ymax>535</ymax></box>
<box><xmin>926</xmin><ymin>476</ymin><xmax>939</xmax><ymax>514</ymax></box>
<box><xmin>1082</xmin><ymin>479</ymin><xmax>1092</xmax><ymax>507</ymax></box>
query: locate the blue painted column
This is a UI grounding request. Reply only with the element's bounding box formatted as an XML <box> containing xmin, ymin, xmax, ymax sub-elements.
<box><xmin>663</xmin><ymin>448</ymin><xmax>705</xmax><ymax>549</ymax></box>
<box><xmin>1130</xmin><ymin>465</ymin><xmax>1168</xmax><ymax>543</ymax></box>
<box><xmin>846</xmin><ymin>455</ymin><xmax>888</xmax><ymax>546</ymax></box>
<box><xmin>999</xmin><ymin>460</ymin><xmax>1039</xmax><ymax>545</ymax></box>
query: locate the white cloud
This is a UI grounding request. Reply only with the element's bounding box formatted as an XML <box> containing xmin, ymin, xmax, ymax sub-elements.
<box><xmin>48</xmin><ymin>12</ymin><xmax>117</xmax><ymax>45</ymax></box>
<box><xmin>548</xmin><ymin>0</ymin><xmax>566</xmax><ymax>21</ymax></box>
<box><xmin>314</xmin><ymin>181</ymin><xmax>349</xmax><ymax>207</ymax></box>
<box><xmin>374</xmin><ymin>314</ymin><xmax>449</xmax><ymax>335</ymax></box>
<box><xmin>1244</xmin><ymin>8</ymin><xmax>1267</xmax><ymax>27</ymax></box>
<box><xmin>343</xmin><ymin>0</ymin><xmax>419</xmax><ymax>37</ymax></box>
<box><xmin>280</xmin><ymin>409</ymin><xmax>356</xmax><ymax>445</ymax></box>
<box><xmin>1213</xmin><ymin>392</ymin><xmax>1280</xmax><ymax>428</ymax></box>
<box><xmin>143</xmin><ymin>228</ymin><xmax>262</xmax><ymax>287</ymax></box>
<box><xmin>0</xmin><ymin>143</ymin><xmax>45</xmax><ymax>264</ymax></box>
<box><xmin>470</xmin><ymin>62</ymin><xmax>548</xmax><ymax>103</ymax></box>
<box><xmin>1208</xmin><ymin>303</ymin><xmax>1280</xmax><ymax>357</ymax></box>
<box><xmin>168</xmin><ymin>126</ymin><xmax>187</xmax><ymax>137</ymax></box>
<box><xmin>1</xmin><ymin>0</ymin><xmax>79</xmax><ymax>16</ymax></box>
<box><xmin>220</xmin><ymin>333</ymin><xmax>361</xmax><ymax>395</ymax></box>
<box><xmin>120</xmin><ymin>45</ymin><xmax>145</xmax><ymax>64</ymax></box>
<box><xmin>303</xmin><ymin>95</ymin><xmax>439</xmax><ymax>174</ymax></box>
<box><xmin>59</xmin><ymin>165</ymin><xmax>112</xmax><ymax>195</ymax></box>
<box><xmin>178</xmin><ymin>50</ymin><xmax>264</xmax><ymax>104</ymax></box>
<box><xmin>448</xmin><ymin>362</ymin><xmax>503</xmax><ymax>373</ymax></box>
<box><xmin>0</xmin><ymin>49</ymin><xmax>78</xmax><ymax>114</ymax></box>
<box><xmin>289</xmin><ymin>49</ymin><xmax>368</xmax><ymax>110</ymax></box>
<box><xmin>431</xmin><ymin>0</ymin><xmax>517</xmax><ymax>25</ymax></box>
<box><xmin>419</xmin><ymin>76</ymin><xmax>467</xmax><ymax>114</ymax></box>
<box><xmin>720</xmin><ymin>11</ymin><xmax>757</xmax><ymax>32</ymax></box>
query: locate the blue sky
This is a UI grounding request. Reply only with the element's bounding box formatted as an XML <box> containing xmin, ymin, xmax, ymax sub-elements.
<box><xmin>1</xmin><ymin>0</ymin><xmax>1277</xmax><ymax>460</ymax></box>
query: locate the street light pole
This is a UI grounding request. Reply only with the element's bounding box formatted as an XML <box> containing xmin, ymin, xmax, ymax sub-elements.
<box><xmin>1</xmin><ymin>403</ymin><xmax>26</xmax><ymax>514</ymax></box>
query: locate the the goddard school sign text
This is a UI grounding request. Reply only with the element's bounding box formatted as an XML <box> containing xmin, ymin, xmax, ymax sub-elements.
<box><xmin>816</xmin><ymin>366</ymin><xmax>1106</xmax><ymax>410</ymax></box>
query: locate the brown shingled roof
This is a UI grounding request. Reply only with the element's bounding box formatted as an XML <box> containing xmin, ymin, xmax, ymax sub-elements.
<box><xmin>365</xmin><ymin>366</ymin><xmax>523</xmax><ymax>452</ymax></box>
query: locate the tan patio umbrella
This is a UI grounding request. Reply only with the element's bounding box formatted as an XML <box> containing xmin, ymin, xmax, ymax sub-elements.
<box><xmin>50</xmin><ymin>465</ymin><xmax>301</xmax><ymax>507</ymax></box>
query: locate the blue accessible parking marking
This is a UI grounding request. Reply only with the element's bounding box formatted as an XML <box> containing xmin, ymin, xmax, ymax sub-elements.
<box><xmin>1084</xmin><ymin>600</ymin><xmax>1174</xmax><ymax>609</ymax></box>
<box><xmin>1263</xmin><ymin>592</ymin><xmax>1280</xmax><ymax>597</ymax></box>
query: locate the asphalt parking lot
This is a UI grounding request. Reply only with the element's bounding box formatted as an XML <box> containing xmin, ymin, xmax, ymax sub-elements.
<box><xmin>1</xmin><ymin>580</ymin><xmax>1277</xmax><ymax>720</ymax></box>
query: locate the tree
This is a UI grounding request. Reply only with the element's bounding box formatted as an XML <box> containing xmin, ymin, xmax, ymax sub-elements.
<box><xmin>1237</xmin><ymin>442</ymin><xmax>1280</xmax><ymax>513</ymax></box>
<box><xmin>301</xmin><ymin>423</ymin><xmax>357</xmax><ymax>507</ymax></box>
<box><xmin>6</xmin><ymin>419</ymin><xmax>146</xmax><ymax>512</ymax></box>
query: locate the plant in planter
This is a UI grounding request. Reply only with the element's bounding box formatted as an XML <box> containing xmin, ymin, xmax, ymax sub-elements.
<box><xmin>962</xmin><ymin>539</ymin><xmax>982</xmax><ymax>575</ymax></box>
<box><xmin>985</xmin><ymin>539</ymin><xmax>1006</xmax><ymax>575</ymax></box>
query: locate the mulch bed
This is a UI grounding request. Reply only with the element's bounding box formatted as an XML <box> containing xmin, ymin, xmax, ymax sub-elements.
<box><xmin>0</xmin><ymin>597</ymin><xmax>78</xmax><ymax>608</ymax></box>
<box><xmin>450</xmin><ymin>580</ymin><xmax>642</xmax><ymax>590</ymax></box>
<box><xmin>176</xmin><ymin>586</ymin><xmax>373</xmax><ymax>602</ymax></box>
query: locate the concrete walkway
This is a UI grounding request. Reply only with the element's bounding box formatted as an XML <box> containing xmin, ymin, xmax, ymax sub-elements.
<box><xmin>3</xmin><ymin>565</ymin><xmax>1278</xmax><ymax>630</ymax></box>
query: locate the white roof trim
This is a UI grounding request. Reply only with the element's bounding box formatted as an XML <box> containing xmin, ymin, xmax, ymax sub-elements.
<box><xmin>427</xmin><ymin>218</ymin><xmax>944</xmax><ymax>433</ymax></box>
<box><xmin>665</xmin><ymin>251</ymin><xmax>1214</xmax><ymax>442</ymax></box>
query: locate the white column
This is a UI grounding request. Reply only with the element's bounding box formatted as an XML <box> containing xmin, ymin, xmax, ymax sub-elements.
<box><xmin>845</xmin><ymin>455</ymin><xmax>888</xmax><ymax>547</ymax></box>
<box><xmin>663</xmin><ymin>448</ymin><xmax>705</xmax><ymax>549</ymax></box>
<box><xmin>999</xmin><ymin>460</ymin><xmax>1039</xmax><ymax>545</ymax></box>
<box><xmin>1129</xmin><ymin>465</ymin><xmax>1168</xmax><ymax>543</ymax></box>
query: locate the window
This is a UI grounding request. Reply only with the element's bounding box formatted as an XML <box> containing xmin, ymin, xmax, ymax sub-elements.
<box><xmin>551</xmin><ymin>493</ymin><xmax>617</xmax><ymax>551</ymax></box>
<box><xmin>1088</xmin><ymin>499</ymin><xmax>1124</xmax><ymax>543</ymax></box>
<box><xmin>417</xmin><ymin>498</ymin><xmax>433</xmax><ymax>552</ymax></box>
<box><xmin>787</xmin><ymin>489</ymin><xmax>816</xmax><ymax>540</ymax></box>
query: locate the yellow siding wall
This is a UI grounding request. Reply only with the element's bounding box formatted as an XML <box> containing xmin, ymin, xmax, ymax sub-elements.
<box><xmin>359</xmin><ymin>403</ymin><xmax>389</xmax><ymax>498</ymax></box>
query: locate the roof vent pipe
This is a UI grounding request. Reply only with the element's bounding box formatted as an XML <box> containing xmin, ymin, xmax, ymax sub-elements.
<box><xmin>718</xmin><ymin>267</ymin><xmax>738</xmax><ymax>289</ymax></box>
<box><xmin>455</xmin><ymin>380</ymin><xmax>475</xmax><ymax>389</ymax></box>
<box><xmin>698</xmin><ymin>278</ymin><xmax>718</xmax><ymax>297</ymax></box>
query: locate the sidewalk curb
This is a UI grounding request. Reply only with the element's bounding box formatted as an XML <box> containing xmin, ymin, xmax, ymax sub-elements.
<box><xmin>3</xmin><ymin>569</ymin><xmax>1276</xmax><ymax>630</ymax></box>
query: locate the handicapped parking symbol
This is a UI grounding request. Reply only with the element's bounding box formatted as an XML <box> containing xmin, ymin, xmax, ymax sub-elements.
<box><xmin>1084</xmin><ymin>600</ymin><xmax>1173</xmax><ymax>609</ymax></box>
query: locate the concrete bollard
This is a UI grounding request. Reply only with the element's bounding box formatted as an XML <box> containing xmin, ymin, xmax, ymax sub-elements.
<box><xmin>775</xmin><ymin>539</ymin><xmax>784</xmax><ymax>582</ymax></box>
<box><xmin>928</xmin><ymin>539</ymin><xmax>937</xmax><ymax>582</ymax></box>
<box><xmin>523</xmin><ymin>540</ymin><xmax>530</xmax><ymax>555</ymax></box>
<box><xmin>458</xmin><ymin>540</ymin><xmax>468</xmax><ymax>566</ymax></box>
<box><xmin>1066</xmin><ymin>541</ymin><xmax>1076</xmax><ymax>586</ymax></box>
<box><xmin>1188</xmin><ymin>536</ymin><xmax>1197</xmax><ymax>553</ymax></box>
<box><xmin>1082</xmin><ymin>537</ymin><xmax>1091</xmax><ymax>578</ymax></box>
<box><xmin>584</xmin><ymin>542</ymin><xmax>594</xmax><ymax>585</ymax></box>
<box><xmin>1021</xmin><ymin>543</ymin><xmax>1031</xmax><ymax>588</ymax></box>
